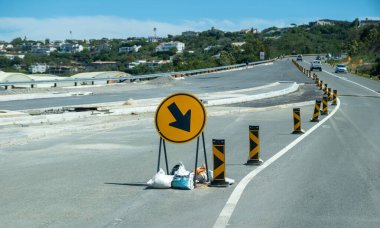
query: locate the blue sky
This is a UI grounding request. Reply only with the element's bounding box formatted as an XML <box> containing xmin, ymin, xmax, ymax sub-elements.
<box><xmin>0</xmin><ymin>0</ymin><xmax>379</xmax><ymax>41</ymax></box>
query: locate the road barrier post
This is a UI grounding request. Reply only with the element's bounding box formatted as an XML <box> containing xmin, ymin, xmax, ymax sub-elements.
<box><xmin>246</xmin><ymin>126</ymin><xmax>263</xmax><ymax>166</ymax></box>
<box><xmin>332</xmin><ymin>90</ymin><xmax>338</xmax><ymax>105</ymax></box>
<box><xmin>319</xmin><ymin>80</ymin><xmax>323</xmax><ymax>90</ymax></box>
<box><xmin>292</xmin><ymin>108</ymin><xmax>304</xmax><ymax>134</ymax></box>
<box><xmin>324</xmin><ymin>83</ymin><xmax>328</xmax><ymax>94</ymax></box>
<box><xmin>209</xmin><ymin>139</ymin><xmax>229</xmax><ymax>187</ymax></box>
<box><xmin>310</xmin><ymin>100</ymin><xmax>321</xmax><ymax>122</ymax></box>
<box><xmin>74</xmin><ymin>82</ymin><xmax>77</xmax><ymax>86</ymax></box>
<box><xmin>327</xmin><ymin>88</ymin><xmax>332</xmax><ymax>101</ymax></box>
<box><xmin>321</xmin><ymin>95</ymin><xmax>329</xmax><ymax>115</ymax></box>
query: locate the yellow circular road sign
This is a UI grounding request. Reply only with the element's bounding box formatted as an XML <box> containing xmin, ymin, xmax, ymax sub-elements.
<box><xmin>155</xmin><ymin>92</ymin><xmax>207</xmax><ymax>144</ymax></box>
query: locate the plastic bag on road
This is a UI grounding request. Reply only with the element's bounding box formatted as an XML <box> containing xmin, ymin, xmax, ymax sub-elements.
<box><xmin>170</xmin><ymin>162</ymin><xmax>194</xmax><ymax>190</ymax></box>
<box><xmin>147</xmin><ymin>168</ymin><xmax>173</xmax><ymax>189</ymax></box>
<box><xmin>172</xmin><ymin>172</ymin><xmax>194</xmax><ymax>190</ymax></box>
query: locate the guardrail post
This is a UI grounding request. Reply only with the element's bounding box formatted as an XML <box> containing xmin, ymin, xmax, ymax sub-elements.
<box><xmin>74</xmin><ymin>82</ymin><xmax>77</xmax><ymax>86</ymax></box>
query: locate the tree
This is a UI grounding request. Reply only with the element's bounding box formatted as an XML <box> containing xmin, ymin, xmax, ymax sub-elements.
<box><xmin>11</xmin><ymin>37</ymin><xmax>23</xmax><ymax>46</ymax></box>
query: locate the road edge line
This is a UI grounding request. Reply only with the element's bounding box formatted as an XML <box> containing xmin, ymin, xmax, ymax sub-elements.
<box><xmin>213</xmin><ymin>98</ymin><xmax>341</xmax><ymax>228</ymax></box>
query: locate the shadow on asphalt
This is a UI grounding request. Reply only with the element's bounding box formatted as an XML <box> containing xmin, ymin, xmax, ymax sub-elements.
<box><xmin>105</xmin><ymin>182</ymin><xmax>149</xmax><ymax>188</ymax></box>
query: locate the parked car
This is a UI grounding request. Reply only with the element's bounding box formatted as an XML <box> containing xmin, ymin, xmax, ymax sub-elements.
<box><xmin>335</xmin><ymin>64</ymin><xmax>348</xmax><ymax>73</ymax></box>
<box><xmin>310</xmin><ymin>60</ymin><xmax>322</xmax><ymax>71</ymax></box>
<box><xmin>296</xmin><ymin>55</ymin><xmax>303</xmax><ymax>61</ymax></box>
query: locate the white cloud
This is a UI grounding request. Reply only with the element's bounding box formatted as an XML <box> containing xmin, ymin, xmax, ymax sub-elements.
<box><xmin>0</xmin><ymin>16</ymin><xmax>296</xmax><ymax>41</ymax></box>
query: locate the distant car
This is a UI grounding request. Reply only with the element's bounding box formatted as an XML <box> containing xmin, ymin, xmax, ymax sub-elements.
<box><xmin>310</xmin><ymin>60</ymin><xmax>322</xmax><ymax>71</ymax></box>
<box><xmin>296</xmin><ymin>55</ymin><xmax>303</xmax><ymax>61</ymax></box>
<box><xmin>335</xmin><ymin>64</ymin><xmax>347</xmax><ymax>73</ymax></box>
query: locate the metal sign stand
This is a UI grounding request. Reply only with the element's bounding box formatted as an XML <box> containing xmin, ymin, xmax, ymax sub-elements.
<box><xmin>156</xmin><ymin>132</ymin><xmax>210</xmax><ymax>188</ymax></box>
<box><xmin>157</xmin><ymin>137</ymin><xmax>169</xmax><ymax>174</ymax></box>
<box><xmin>194</xmin><ymin>132</ymin><xmax>210</xmax><ymax>187</ymax></box>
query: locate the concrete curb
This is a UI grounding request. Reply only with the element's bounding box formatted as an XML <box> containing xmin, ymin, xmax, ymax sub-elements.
<box><xmin>0</xmin><ymin>82</ymin><xmax>299</xmax><ymax>126</ymax></box>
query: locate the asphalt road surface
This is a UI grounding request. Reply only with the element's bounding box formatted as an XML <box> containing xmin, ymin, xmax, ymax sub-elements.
<box><xmin>0</xmin><ymin>58</ymin><xmax>379</xmax><ymax>227</ymax></box>
<box><xmin>1</xmin><ymin>61</ymin><xmax>312</xmax><ymax>111</ymax></box>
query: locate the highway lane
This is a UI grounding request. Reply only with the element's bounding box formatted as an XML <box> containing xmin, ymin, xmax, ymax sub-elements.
<box><xmin>0</xmin><ymin>60</ymin><xmax>321</xmax><ymax>227</ymax></box>
<box><xmin>0</xmin><ymin>61</ymin><xmax>312</xmax><ymax>111</ymax></box>
<box><xmin>225</xmin><ymin>57</ymin><xmax>380</xmax><ymax>227</ymax></box>
<box><xmin>1</xmin><ymin>59</ymin><xmax>379</xmax><ymax>227</ymax></box>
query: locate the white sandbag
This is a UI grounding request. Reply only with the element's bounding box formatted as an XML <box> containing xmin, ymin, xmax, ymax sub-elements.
<box><xmin>225</xmin><ymin>177</ymin><xmax>235</xmax><ymax>185</ymax></box>
<box><xmin>147</xmin><ymin>168</ymin><xmax>174</xmax><ymax>189</ymax></box>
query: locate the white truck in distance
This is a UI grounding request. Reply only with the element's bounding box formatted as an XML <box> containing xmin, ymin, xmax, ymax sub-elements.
<box><xmin>310</xmin><ymin>60</ymin><xmax>322</xmax><ymax>71</ymax></box>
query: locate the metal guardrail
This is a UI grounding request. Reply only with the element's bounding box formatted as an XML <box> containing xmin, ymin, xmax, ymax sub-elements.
<box><xmin>0</xmin><ymin>59</ymin><xmax>274</xmax><ymax>88</ymax></box>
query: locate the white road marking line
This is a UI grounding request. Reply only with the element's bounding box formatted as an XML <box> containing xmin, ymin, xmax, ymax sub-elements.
<box><xmin>322</xmin><ymin>70</ymin><xmax>379</xmax><ymax>94</ymax></box>
<box><xmin>304</xmin><ymin>60</ymin><xmax>379</xmax><ymax>95</ymax></box>
<box><xmin>213</xmin><ymin>99</ymin><xmax>341</xmax><ymax>228</ymax></box>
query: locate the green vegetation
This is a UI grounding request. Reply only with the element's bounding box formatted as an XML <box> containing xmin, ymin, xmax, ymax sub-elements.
<box><xmin>1</xmin><ymin>19</ymin><xmax>379</xmax><ymax>77</ymax></box>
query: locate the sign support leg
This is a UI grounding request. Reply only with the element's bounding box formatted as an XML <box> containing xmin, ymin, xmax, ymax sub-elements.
<box><xmin>157</xmin><ymin>137</ymin><xmax>169</xmax><ymax>174</ymax></box>
<box><xmin>157</xmin><ymin>138</ymin><xmax>162</xmax><ymax>172</ymax></box>
<box><xmin>202</xmin><ymin>132</ymin><xmax>210</xmax><ymax>182</ymax></box>
<box><xmin>194</xmin><ymin>137</ymin><xmax>200</xmax><ymax>188</ymax></box>
<box><xmin>163</xmin><ymin>140</ymin><xmax>169</xmax><ymax>174</ymax></box>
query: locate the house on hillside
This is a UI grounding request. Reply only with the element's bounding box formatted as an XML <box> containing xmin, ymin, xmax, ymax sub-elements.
<box><xmin>239</xmin><ymin>28</ymin><xmax>258</xmax><ymax>35</ymax></box>
<box><xmin>182</xmin><ymin>31</ymin><xmax>199</xmax><ymax>37</ymax></box>
<box><xmin>156</xmin><ymin>41</ymin><xmax>185</xmax><ymax>53</ymax></box>
<box><xmin>231</xmin><ymin>42</ymin><xmax>246</xmax><ymax>47</ymax></box>
<box><xmin>119</xmin><ymin>45</ymin><xmax>142</xmax><ymax>53</ymax></box>
<box><xmin>359</xmin><ymin>18</ymin><xmax>380</xmax><ymax>27</ymax></box>
<box><xmin>309</xmin><ymin>19</ymin><xmax>336</xmax><ymax>26</ymax></box>
<box><xmin>94</xmin><ymin>44</ymin><xmax>112</xmax><ymax>53</ymax></box>
<box><xmin>31</xmin><ymin>44</ymin><xmax>56</xmax><ymax>55</ymax></box>
<box><xmin>28</xmin><ymin>63</ymin><xmax>48</xmax><ymax>73</ymax></box>
<box><xmin>60</xmin><ymin>43</ymin><xmax>83</xmax><ymax>53</ymax></box>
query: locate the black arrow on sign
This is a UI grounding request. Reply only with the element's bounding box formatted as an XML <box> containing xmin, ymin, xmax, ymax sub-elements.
<box><xmin>168</xmin><ymin>102</ymin><xmax>191</xmax><ymax>132</ymax></box>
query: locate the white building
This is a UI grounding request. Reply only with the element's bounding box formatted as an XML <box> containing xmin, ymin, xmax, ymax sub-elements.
<box><xmin>94</xmin><ymin>44</ymin><xmax>112</xmax><ymax>53</ymax></box>
<box><xmin>119</xmin><ymin>45</ymin><xmax>142</xmax><ymax>53</ymax></box>
<box><xmin>60</xmin><ymin>44</ymin><xmax>83</xmax><ymax>53</ymax></box>
<box><xmin>31</xmin><ymin>45</ymin><xmax>56</xmax><ymax>55</ymax></box>
<box><xmin>156</xmin><ymin>41</ymin><xmax>185</xmax><ymax>53</ymax></box>
<box><xmin>127</xmin><ymin>60</ymin><xmax>147</xmax><ymax>69</ymax></box>
<box><xmin>232</xmin><ymin>42</ymin><xmax>246</xmax><ymax>47</ymax></box>
<box><xmin>0</xmin><ymin>54</ymin><xmax>25</xmax><ymax>60</ymax></box>
<box><xmin>28</xmin><ymin>63</ymin><xmax>48</xmax><ymax>74</ymax></box>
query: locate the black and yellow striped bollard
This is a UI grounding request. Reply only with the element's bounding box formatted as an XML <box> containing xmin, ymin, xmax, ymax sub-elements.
<box><xmin>331</xmin><ymin>89</ymin><xmax>338</xmax><ymax>105</ymax></box>
<box><xmin>321</xmin><ymin>95</ymin><xmax>329</xmax><ymax>115</ymax></box>
<box><xmin>327</xmin><ymin>88</ymin><xmax>332</xmax><ymax>101</ymax></box>
<box><xmin>292</xmin><ymin>108</ymin><xmax>305</xmax><ymax>134</ymax></box>
<box><xmin>246</xmin><ymin>126</ymin><xmax>263</xmax><ymax>166</ymax></box>
<box><xmin>324</xmin><ymin>83</ymin><xmax>328</xmax><ymax>94</ymax></box>
<box><xmin>310</xmin><ymin>100</ymin><xmax>321</xmax><ymax>122</ymax></box>
<box><xmin>209</xmin><ymin>139</ymin><xmax>229</xmax><ymax>187</ymax></box>
<box><xmin>319</xmin><ymin>80</ymin><xmax>323</xmax><ymax>90</ymax></box>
